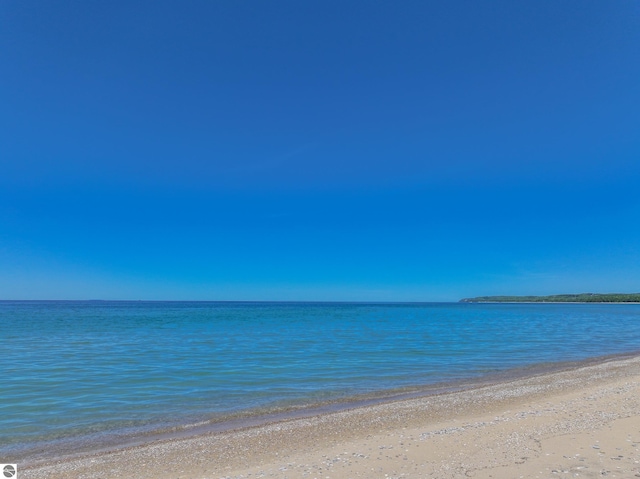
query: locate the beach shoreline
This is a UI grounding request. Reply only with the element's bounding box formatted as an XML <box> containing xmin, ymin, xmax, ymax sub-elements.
<box><xmin>12</xmin><ymin>351</ymin><xmax>639</xmax><ymax>465</ymax></box>
<box><xmin>21</xmin><ymin>353</ymin><xmax>640</xmax><ymax>478</ymax></box>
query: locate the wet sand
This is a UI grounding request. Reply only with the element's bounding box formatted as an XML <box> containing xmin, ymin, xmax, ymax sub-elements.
<box><xmin>22</xmin><ymin>354</ymin><xmax>640</xmax><ymax>479</ymax></box>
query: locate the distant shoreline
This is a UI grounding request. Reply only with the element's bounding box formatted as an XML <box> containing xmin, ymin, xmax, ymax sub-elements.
<box><xmin>460</xmin><ymin>293</ymin><xmax>640</xmax><ymax>303</ymax></box>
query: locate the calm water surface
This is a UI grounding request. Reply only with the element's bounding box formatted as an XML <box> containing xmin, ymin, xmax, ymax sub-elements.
<box><xmin>2</xmin><ymin>301</ymin><xmax>639</xmax><ymax>457</ymax></box>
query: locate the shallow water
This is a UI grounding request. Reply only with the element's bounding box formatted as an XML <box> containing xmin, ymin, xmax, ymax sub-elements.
<box><xmin>2</xmin><ymin>301</ymin><xmax>639</xmax><ymax>457</ymax></box>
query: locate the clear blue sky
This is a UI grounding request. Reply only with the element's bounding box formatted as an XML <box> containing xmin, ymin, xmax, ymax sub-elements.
<box><xmin>1</xmin><ymin>1</ymin><xmax>639</xmax><ymax>301</ymax></box>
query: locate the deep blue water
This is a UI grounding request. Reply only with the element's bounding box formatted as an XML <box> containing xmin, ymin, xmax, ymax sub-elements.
<box><xmin>2</xmin><ymin>301</ymin><xmax>640</xmax><ymax>457</ymax></box>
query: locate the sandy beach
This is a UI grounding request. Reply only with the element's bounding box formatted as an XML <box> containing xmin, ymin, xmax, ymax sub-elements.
<box><xmin>22</xmin><ymin>354</ymin><xmax>640</xmax><ymax>479</ymax></box>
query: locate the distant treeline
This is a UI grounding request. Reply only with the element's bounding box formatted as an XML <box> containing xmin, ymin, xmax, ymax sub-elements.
<box><xmin>460</xmin><ymin>293</ymin><xmax>640</xmax><ymax>303</ymax></box>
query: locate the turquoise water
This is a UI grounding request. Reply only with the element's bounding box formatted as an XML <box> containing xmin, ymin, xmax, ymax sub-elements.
<box><xmin>2</xmin><ymin>301</ymin><xmax>640</xmax><ymax>458</ymax></box>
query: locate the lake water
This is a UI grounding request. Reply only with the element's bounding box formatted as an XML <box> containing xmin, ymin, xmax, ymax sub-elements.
<box><xmin>2</xmin><ymin>300</ymin><xmax>639</xmax><ymax>460</ymax></box>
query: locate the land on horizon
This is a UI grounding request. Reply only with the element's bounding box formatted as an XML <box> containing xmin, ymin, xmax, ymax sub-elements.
<box><xmin>460</xmin><ymin>293</ymin><xmax>640</xmax><ymax>303</ymax></box>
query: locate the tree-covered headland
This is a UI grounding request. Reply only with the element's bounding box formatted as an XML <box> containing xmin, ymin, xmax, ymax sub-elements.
<box><xmin>460</xmin><ymin>293</ymin><xmax>640</xmax><ymax>303</ymax></box>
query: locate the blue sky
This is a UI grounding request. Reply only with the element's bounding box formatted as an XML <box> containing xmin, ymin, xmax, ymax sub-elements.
<box><xmin>1</xmin><ymin>1</ymin><xmax>639</xmax><ymax>301</ymax></box>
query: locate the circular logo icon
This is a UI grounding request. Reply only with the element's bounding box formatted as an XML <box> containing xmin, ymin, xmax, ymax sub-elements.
<box><xmin>3</xmin><ymin>465</ymin><xmax>16</xmax><ymax>478</ymax></box>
